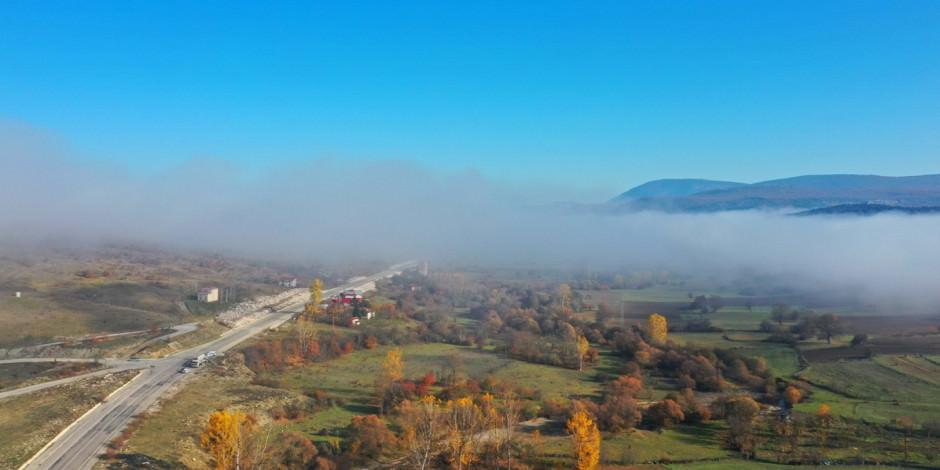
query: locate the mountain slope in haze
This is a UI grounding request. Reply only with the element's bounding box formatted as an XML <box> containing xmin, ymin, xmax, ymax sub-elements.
<box><xmin>610</xmin><ymin>179</ymin><xmax>746</xmax><ymax>201</ymax></box>
<box><xmin>795</xmin><ymin>203</ymin><xmax>940</xmax><ymax>216</ymax></box>
<box><xmin>611</xmin><ymin>174</ymin><xmax>940</xmax><ymax>212</ymax></box>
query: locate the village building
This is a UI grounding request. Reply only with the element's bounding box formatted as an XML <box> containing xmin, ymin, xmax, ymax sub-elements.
<box><xmin>197</xmin><ymin>286</ymin><xmax>219</xmax><ymax>303</ymax></box>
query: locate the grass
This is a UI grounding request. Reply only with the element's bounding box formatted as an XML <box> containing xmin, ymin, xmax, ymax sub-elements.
<box><xmin>0</xmin><ymin>246</ymin><xmax>288</xmax><ymax>348</ymax></box>
<box><xmin>0</xmin><ymin>370</ymin><xmax>136</xmax><ymax>469</ymax></box>
<box><xmin>601</xmin><ymin>423</ymin><xmax>730</xmax><ymax>465</ymax></box>
<box><xmin>692</xmin><ymin>306</ymin><xmax>771</xmax><ymax>331</ymax></box>
<box><xmin>121</xmin><ymin>367</ymin><xmax>293</xmax><ymax>467</ymax></box>
<box><xmin>670</xmin><ymin>332</ymin><xmax>800</xmax><ymax>378</ymax></box>
<box><xmin>134</xmin><ymin>321</ymin><xmax>229</xmax><ymax>358</ymax></box>
<box><xmin>122</xmin><ymin>340</ymin><xmax>612</xmax><ymax>464</ymax></box>
<box><xmin>794</xmin><ymin>356</ymin><xmax>940</xmax><ymax>426</ymax></box>
<box><xmin>0</xmin><ymin>362</ymin><xmax>101</xmax><ymax>390</ymax></box>
<box><xmin>799</xmin><ymin>358</ymin><xmax>940</xmax><ymax>404</ymax></box>
<box><xmin>0</xmin><ymin>363</ymin><xmax>60</xmax><ymax>390</ymax></box>
<box><xmin>269</xmin><ymin>342</ymin><xmax>606</xmax><ymax>420</ymax></box>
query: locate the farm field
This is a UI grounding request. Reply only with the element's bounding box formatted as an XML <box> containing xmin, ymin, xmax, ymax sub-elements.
<box><xmin>799</xmin><ymin>357</ymin><xmax>940</xmax><ymax>404</ymax></box>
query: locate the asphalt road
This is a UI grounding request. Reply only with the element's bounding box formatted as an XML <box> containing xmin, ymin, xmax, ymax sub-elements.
<box><xmin>0</xmin><ymin>359</ymin><xmax>141</xmax><ymax>401</ymax></box>
<box><xmin>20</xmin><ymin>263</ymin><xmax>414</xmax><ymax>470</ymax></box>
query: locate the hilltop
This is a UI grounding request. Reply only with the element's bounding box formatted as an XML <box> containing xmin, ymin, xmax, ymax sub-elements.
<box><xmin>608</xmin><ymin>174</ymin><xmax>940</xmax><ymax>213</ymax></box>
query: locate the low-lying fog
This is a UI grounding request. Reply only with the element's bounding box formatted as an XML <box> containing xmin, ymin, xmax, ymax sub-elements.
<box><xmin>3</xmin><ymin>120</ymin><xmax>940</xmax><ymax>312</ymax></box>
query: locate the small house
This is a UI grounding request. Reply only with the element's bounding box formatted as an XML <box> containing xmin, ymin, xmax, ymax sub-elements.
<box><xmin>333</xmin><ymin>289</ymin><xmax>364</xmax><ymax>304</ymax></box>
<box><xmin>198</xmin><ymin>287</ymin><xmax>220</xmax><ymax>303</ymax></box>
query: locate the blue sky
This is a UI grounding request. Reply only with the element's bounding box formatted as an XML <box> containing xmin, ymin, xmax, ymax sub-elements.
<box><xmin>1</xmin><ymin>1</ymin><xmax>938</xmax><ymax>193</ymax></box>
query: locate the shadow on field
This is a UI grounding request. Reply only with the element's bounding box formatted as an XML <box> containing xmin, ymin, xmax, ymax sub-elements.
<box><xmin>104</xmin><ymin>453</ymin><xmax>179</xmax><ymax>469</ymax></box>
<box><xmin>343</xmin><ymin>402</ymin><xmax>377</xmax><ymax>414</ymax></box>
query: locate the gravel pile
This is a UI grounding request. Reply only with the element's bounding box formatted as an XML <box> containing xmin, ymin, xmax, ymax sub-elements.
<box><xmin>216</xmin><ymin>288</ymin><xmax>306</xmax><ymax>327</ymax></box>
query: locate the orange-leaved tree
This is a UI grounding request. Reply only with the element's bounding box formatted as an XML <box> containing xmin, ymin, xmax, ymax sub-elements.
<box><xmin>815</xmin><ymin>403</ymin><xmax>833</xmax><ymax>448</ymax></box>
<box><xmin>784</xmin><ymin>385</ymin><xmax>802</xmax><ymax>406</ymax></box>
<box><xmin>567</xmin><ymin>410</ymin><xmax>601</xmax><ymax>470</ymax></box>
<box><xmin>200</xmin><ymin>409</ymin><xmax>256</xmax><ymax>470</ymax></box>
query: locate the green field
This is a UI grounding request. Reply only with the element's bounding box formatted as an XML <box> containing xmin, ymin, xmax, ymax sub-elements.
<box><xmin>796</xmin><ymin>356</ymin><xmax>940</xmax><ymax>425</ymax></box>
<box><xmin>799</xmin><ymin>357</ymin><xmax>940</xmax><ymax>404</ymax></box>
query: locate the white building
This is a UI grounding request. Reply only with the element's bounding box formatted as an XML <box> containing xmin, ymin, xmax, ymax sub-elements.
<box><xmin>198</xmin><ymin>287</ymin><xmax>220</xmax><ymax>303</ymax></box>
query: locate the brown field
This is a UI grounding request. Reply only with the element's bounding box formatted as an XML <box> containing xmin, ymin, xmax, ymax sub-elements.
<box><xmin>0</xmin><ymin>245</ymin><xmax>304</xmax><ymax>347</ymax></box>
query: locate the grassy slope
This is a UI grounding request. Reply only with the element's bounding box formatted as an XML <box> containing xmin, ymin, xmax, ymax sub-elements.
<box><xmin>0</xmin><ymin>362</ymin><xmax>101</xmax><ymax>390</ymax></box>
<box><xmin>0</xmin><ymin>370</ymin><xmax>137</xmax><ymax>468</ymax></box>
<box><xmin>0</xmin><ymin>248</ymin><xmax>285</xmax><ymax>347</ymax></box>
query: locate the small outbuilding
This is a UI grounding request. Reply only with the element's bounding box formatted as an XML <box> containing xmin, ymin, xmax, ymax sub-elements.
<box><xmin>198</xmin><ymin>287</ymin><xmax>220</xmax><ymax>303</ymax></box>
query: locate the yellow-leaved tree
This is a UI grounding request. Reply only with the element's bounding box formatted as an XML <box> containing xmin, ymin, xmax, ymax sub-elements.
<box><xmin>445</xmin><ymin>397</ymin><xmax>485</xmax><ymax>470</ymax></box>
<box><xmin>647</xmin><ymin>313</ymin><xmax>668</xmax><ymax>344</ymax></box>
<box><xmin>305</xmin><ymin>278</ymin><xmax>323</xmax><ymax>317</ymax></box>
<box><xmin>567</xmin><ymin>410</ymin><xmax>600</xmax><ymax>470</ymax></box>
<box><xmin>382</xmin><ymin>347</ymin><xmax>405</xmax><ymax>383</ymax></box>
<box><xmin>200</xmin><ymin>409</ymin><xmax>256</xmax><ymax>470</ymax></box>
<box><xmin>576</xmin><ymin>335</ymin><xmax>590</xmax><ymax>372</ymax></box>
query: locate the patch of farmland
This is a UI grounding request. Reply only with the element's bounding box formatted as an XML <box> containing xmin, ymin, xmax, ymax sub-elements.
<box><xmin>800</xmin><ymin>358</ymin><xmax>940</xmax><ymax>404</ymax></box>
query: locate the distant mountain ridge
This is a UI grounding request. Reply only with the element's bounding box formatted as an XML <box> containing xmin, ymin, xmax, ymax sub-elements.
<box><xmin>609</xmin><ymin>174</ymin><xmax>940</xmax><ymax>213</ymax></box>
<box><xmin>794</xmin><ymin>203</ymin><xmax>940</xmax><ymax>217</ymax></box>
<box><xmin>610</xmin><ymin>179</ymin><xmax>746</xmax><ymax>201</ymax></box>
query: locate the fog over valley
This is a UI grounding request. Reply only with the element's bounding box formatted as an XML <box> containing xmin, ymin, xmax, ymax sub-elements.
<box><xmin>3</xmin><ymin>121</ymin><xmax>939</xmax><ymax>312</ymax></box>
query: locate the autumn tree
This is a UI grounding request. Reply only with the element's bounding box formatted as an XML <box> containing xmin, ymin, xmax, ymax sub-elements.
<box><xmin>382</xmin><ymin>348</ymin><xmax>405</xmax><ymax>383</ymax></box>
<box><xmin>200</xmin><ymin>409</ymin><xmax>257</xmax><ymax>470</ymax></box>
<box><xmin>577</xmin><ymin>336</ymin><xmax>590</xmax><ymax>372</ymax></box>
<box><xmin>305</xmin><ymin>278</ymin><xmax>323</xmax><ymax>317</ymax></box>
<box><xmin>397</xmin><ymin>396</ymin><xmax>444</xmax><ymax>470</ymax></box>
<box><xmin>646</xmin><ymin>399</ymin><xmax>685</xmax><ymax>428</ymax></box>
<box><xmin>783</xmin><ymin>386</ymin><xmax>802</xmax><ymax>406</ymax></box>
<box><xmin>377</xmin><ymin>348</ymin><xmax>405</xmax><ymax>413</ymax></box>
<box><xmin>343</xmin><ymin>414</ymin><xmax>397</xmax><ymax>461</ymax></box>
<box><xmin>498</xmin><ymin>391</ymin><xmax>522</xmax><ymax>470</ymax></box>
<box><xmin>724</xmin><ymin>396</ymin><xmax>761</xmax><ymax>458</ymax></box>
<box><xmin>444</xmin><ymin>397</ymin><xmax>485</xmax><ymax>469</ymax></box>
<box><xmin>895</xmin><ymin>416</ymin><xmax>915</xmax><ymax>462</ymax></box>
<box><xmin>277</xmin><ymin>432</ymin><xmax>318</xmax><ymax>469</ymax></box>
<box><xmin>567</xmin><ymin>411</ymin><xmax>601</xmax><ymax>470</ymax></box>
<box><xmin>295</xmin><ymin>317</ymin><xmax>315</xmax><ymax>357</ymax></box>
<box><xmin>647</xmin><ymin>313</ymin><xmax>667</xmax><ymax>345</ymax></box>
<box><xmin>815</xmin><ymin>404</ymin><xmax>833</xmax><ymax>449</ymax></box>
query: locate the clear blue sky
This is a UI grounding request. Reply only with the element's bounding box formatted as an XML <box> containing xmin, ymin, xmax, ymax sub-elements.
<box><xmin>2</xmin><ymin>1</ymin><xmax>938</xmax><ymax>192</ymax></box>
